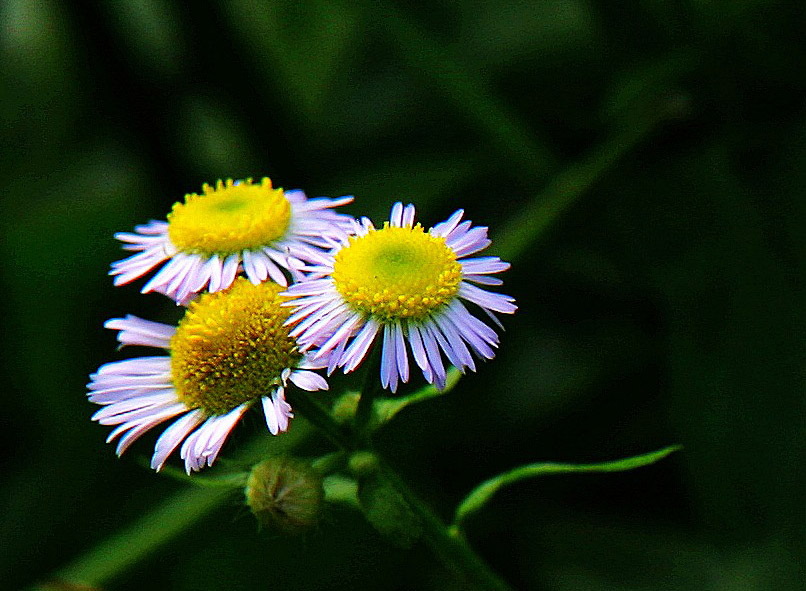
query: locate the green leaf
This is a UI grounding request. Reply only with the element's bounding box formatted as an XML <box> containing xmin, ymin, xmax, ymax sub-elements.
<box><xmin>453</xmin><ymin>445</ymin><xmax>682</xmax><ymax>527</ymax></box>
<box><xmin>372</xmin><ymin>367</ymin><xmax>462</xmax><ymax>427</ymax></box>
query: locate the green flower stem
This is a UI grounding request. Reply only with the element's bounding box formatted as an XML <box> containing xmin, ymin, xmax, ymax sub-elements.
<box><xmin>323</xmin><ymin>474</ymin><xmax>360</xmax><ymax>509</ymax></box>
<box><xmin>294</xmin><ymin>390</ymin><xmax>515</xmax><ymax>591</ymax></box>
<box><xmin>292</xmin><ymin>385</ymin><xmax>515</xmax><ymax>590</ymax></box>
<box><xmin>285</xmin><ymin>388</ymin><xmax>351</xmax><ymax>449</ymax></box>
<box><xmin>376</xmin><ymin>459</ymin><xmax>514</xmax><ymax>591</ymax></box>
<box><xmin>312</xmin><ymin>451</ymin><xmax>349</xmax><ymax>475</ymax></box>
<box><xmin>353</xmin><ymin>342</ymin><xmax>384</xmax><ymax>443</ymax></box>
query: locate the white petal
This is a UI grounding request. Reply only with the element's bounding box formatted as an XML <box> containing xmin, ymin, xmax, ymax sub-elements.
<box><xmin>432</xmin><ymin>312</ymin><xmax>476</xmax><ymax>372</ymax></box>
<box><xmin>288</xmin><ymin>369</ymin><xmax>329</xmax><ymax>392</ymax></box>
<box><xmin>220</xmin><ymin>253</ymin><xmax>240</xmax><ymax>290</ymax></box>
<box><xmin>242</xmin><ymin>250</ymin><xmax>264</xmax><ymax>284</ymax></box>
<box><xmin>105</xmin><ymin>315</ymin><xmax>175</xmax><ymax>349</ymax></box>
<box><xmin>262</xmin><ymin>253</ymin><xmax>288</xmax><ymax>286</ymax></box>
<box><xmin>262</xmin><ymin>391</ymin><xmax>293</xmax><ymax>435</ymax></box>
<box><xmin>339</xmin><ymin>318</ymin><xmax>381</xmax><ymax>372</ymax></box>
<box><xmin>393</xmin><ymin>323</ymin><xmax>409</xmax><ymax>384</ymax></box>
<box><xmin>206</xmin><ymin>255</ymin><xmax>223</xmax><ymax>292</ymax></box>
<box><xmin>459</xmin><ymin>282</ymin><xmax>517</xmax><ymax>314</ymax></box>
<box><xmin>201</xmin><ymin>404</ymin><xmax>250</xmax><ymax>467</ymax></box>
<box><xmin>390</xmin><ymin>202</ymin><xmax>404</xmax><ymax>227</ymax></box>
<box><xmin>430</xmin><ymin>209</ymin><xmax>464</xmax><ymax>238</ymax></box>
<box><xmin>401</xmin><ymin>204</ymin><xmax>416</xmax><ymax>227</ymax></box>
<box><xmin>407</xmin><ymin>323</ymin><xmax>429</xmax><ymax>374</ymax></box>
<box><xmin>420</xmin><ymin>324</ymin><xmax>446</xmax><ymax>389</ymax></box>
<box><xmin>380</xmin><ymin>324</ymin><xmax>397</xmax><ymax>392</ymax></box>
<box><xmin>460</xmin><ymin>256</ymin><xmax>510</xmax><ymax>274</ymax></box>
<box><xmin>94</xmin><ymin>356</ymin><xmax>170</xmax><ymax>376</ymax></box>
<box><xmin>150</xmin><ymin>410</ymin><xmax>206</xmax><ymax>471</ymax></box>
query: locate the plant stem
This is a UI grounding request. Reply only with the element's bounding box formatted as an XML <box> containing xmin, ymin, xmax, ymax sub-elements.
<box><xmin>293</xmin><ymin>386</ymin><xmax>515</xmax><ymax>591</ymax></box>
<box><xmin>377</xmin><ymin>460</ymin><xmax>514</xmax><ymax>591</ymax></box>
<box><xmin>353</xmin><ymin>341</ymin><xmax>383</xmax><ymax>444</ymax></box>
<box><xmin>295</xmin><ymin>387</ymin><xmax>515</xmax><ymax>590</ymax></box>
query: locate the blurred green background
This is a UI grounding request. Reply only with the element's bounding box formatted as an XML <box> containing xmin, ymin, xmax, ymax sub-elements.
<box><xmin>1</xmin><ymin>1</ymin><xmax>804</xmax><ymax>589</ymax></box>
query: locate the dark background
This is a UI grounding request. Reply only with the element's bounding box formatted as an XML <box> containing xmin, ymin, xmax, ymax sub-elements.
<box><xmin>2</xmin><ymin>1</ymin><xmax>804</xmax><ymax>589</ymax></box>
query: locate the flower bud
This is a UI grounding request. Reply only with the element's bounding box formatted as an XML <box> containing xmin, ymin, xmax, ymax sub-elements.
<box><xmin>245</xmin><ymin>456</ymin><xmax>324</xmax><ymax>534</ymax></box>
<box><xmin>348</xmin><ymin>450</ymin><xmax>379</xmax><ymax>477</ymax></box>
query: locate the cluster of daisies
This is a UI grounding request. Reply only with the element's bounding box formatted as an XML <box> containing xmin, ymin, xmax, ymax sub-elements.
<box><xmin>89</xmin><ymin>178</ymin><xmax>516</xmax><ymax>473</ymax></box>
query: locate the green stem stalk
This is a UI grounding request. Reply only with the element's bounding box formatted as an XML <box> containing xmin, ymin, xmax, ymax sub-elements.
<box><xmin>377</xmin><ymin>460</ymin><xmax>514</xmax><ymax>591</ymax></box>
<box><xmin>303</xmin><ymin>392</ymin><xmax>515</xmax><ymax>590</ymax></box>
<box><xmin>353</xmin><ymin>341</ymin><xmax>384</xmax><ymax>443</ymax></box>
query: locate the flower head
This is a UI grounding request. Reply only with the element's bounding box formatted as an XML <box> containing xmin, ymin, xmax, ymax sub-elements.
<box><xmin>88</xmin><ymin>278</ymin><xmax>328</xmax><ymax>473</ymax></box>
<box><xmin>110</xmin><ymin>178</ymin><xmax>353</xmax><ymax>303</ymax></box>
<box><xmin>284</xmin><ymin>203</ymin><xmax>516</xmax><ymax>392</ymax></box>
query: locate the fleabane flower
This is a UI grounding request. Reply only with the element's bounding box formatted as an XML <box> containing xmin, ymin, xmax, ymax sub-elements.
<box><xmin>110</xmin><ymin>178</ymin><xmax>353</xmax><ymax>303</ymax></box>
<box><xmin>283</xmin><ymin>202</ymin><xmax>516</xmax><ymax>392</ymax></box>
<box><xmin>87</xmin><ymin>278</ymin><xmax>328</xmax><ymax>473</ymax></box>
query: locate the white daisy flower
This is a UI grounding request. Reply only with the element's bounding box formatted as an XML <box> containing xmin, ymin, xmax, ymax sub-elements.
<box><xmin>110</xmin><ymin>178</ymin><xmax>353</xmax><ymax>304</ymax></box>
<box><xmin>283</xmin><ymin>203</ymin><xmax>516</xmax><ymax>392</ymax></box>
<box><xmin>88</xmin><ymin>278</ymin><xmax>328</xmax><ymax>473</ymax></box>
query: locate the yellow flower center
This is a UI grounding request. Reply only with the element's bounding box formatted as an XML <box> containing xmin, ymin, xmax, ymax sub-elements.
<box><xmin>170</xmin><ymin>278</ymin><xmax>302</xmax><ymax>416</ymax></box>
<box><xmin>332</xmin><ymin>223</ymin><xmax>462</xmax><ymax>322</ymax></box>
<box><xmin>167</xmin><ymin>178</ymin><xmax>291</xmax><ymax>256</ymax></box>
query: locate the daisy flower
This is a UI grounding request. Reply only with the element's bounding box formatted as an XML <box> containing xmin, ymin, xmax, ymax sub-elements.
<box><xmin>87</xmin><ymin>278</ymin><xmax>328</xmax><ymax>473</ymax></box>
<box><xmin>284</xmin><ymin>202</ymin><xmax>516</xmax><ymax>392</ymax></box>
<box><xmin>110</xmin><ymin>178</ymin><xmax>353</xmax><ymax>303</ymax></box>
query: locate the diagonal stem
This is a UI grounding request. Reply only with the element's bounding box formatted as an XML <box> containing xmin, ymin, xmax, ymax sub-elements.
<box><xmin>376</xmin><ymin>459</ymin><xmax>514</xmax><ymax>591</ymax></box>
<box><xmin>353</xmin><ymin>340</ymin><xmax>384</xmax><ymax>444</ymax></box>
<box><xmin>294</xmin><ymin>390</ymin><xmax>516</xmax><ymax>591</ymax></box>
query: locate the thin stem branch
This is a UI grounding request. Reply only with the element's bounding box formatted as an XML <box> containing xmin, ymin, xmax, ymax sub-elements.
<box><xmin>353</xmin><ymin>341</ymin><xmax>384</xmax><ymax>444</ymax></box>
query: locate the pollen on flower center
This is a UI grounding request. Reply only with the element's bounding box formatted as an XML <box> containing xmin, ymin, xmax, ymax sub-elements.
<box><xmin>167</xmin><ymin>178</ymin><xmax>292</xmax><ymax>256</ymax></box>
<box><xmin>170</xmin><ymin>278</ymin><xmax>302</xmax><ymax>416</ymax></box>
<box><xmin>332</xmin><ymin>223</ymin><xmax>462</xmax><ymax>322</ymax></box>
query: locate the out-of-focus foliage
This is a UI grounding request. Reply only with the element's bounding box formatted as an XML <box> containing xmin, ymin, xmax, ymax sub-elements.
<box><xmin>1</xmin><ymin>1</ymin><xmax>803</xmax><ymax>589</ymax></box>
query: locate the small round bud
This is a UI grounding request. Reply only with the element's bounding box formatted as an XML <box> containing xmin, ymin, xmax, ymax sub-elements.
<box><xmin>349</xmin><ymin>450</ymin><xmax>379</xmax><ymax>477</ymax></box>
<box><xmin>245</xmin><ymin>457</ymin><xmax>324</xmax><ymax>534</ymax></box>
